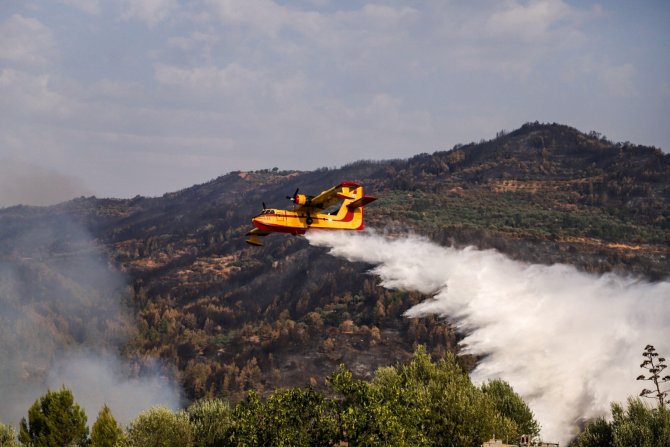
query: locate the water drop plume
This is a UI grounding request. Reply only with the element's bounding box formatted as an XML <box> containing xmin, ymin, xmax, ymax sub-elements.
<box><xmin>307</xmin><ymin>230</ymin><xmax>670</xmax><ymax>444</ymax></box>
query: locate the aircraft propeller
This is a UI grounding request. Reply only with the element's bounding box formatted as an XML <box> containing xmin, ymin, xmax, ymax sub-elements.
<box><xmin>262</xmin><ymin>202</ymin><xmax>267</xmax><ymax>210</ymax></box>
<box><xmin>286</xmin><ymin>188</ymin><xmax>299</xmax><ymax>202</ymax></box>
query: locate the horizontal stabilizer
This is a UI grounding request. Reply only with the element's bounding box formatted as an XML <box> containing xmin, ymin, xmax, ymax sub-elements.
<box><xmin>337</xmin><ymin>192</ymin><xmax>356</xmax><ymax>200</ymax></box>
<box><xmin>347</xmin><ymin>196</ymin><xmax>377</xmax><ymax>209</ymax></box>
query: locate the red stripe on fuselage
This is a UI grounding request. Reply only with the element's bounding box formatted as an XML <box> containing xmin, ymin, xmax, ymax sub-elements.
<box><xmin>252</xmin><ymin>209</ymin><xmax>361</xmax><ymax>233</ymax></box>
<box><xmin>252</xmin><ymin>220</ymin><xmax>307</xmax><ymax>235</ymax></box>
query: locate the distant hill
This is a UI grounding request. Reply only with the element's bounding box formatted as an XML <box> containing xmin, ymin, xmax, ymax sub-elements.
<box><xmin>1</xmin><ymin>122</ymin><xmax>668</xmax><ymax>403</ymax></box>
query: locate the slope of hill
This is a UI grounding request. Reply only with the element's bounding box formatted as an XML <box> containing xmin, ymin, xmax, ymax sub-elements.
<box><xmin>0</xmin><ymin>122</ymin><xmax>668</xmax><ymax>403</ymax></box>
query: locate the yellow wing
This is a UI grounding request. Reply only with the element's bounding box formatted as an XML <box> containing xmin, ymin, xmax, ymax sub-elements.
<box><xmin>294</xmin><ymin>181</ymin><xmax>360</xmax><ymax>211</ymax></box>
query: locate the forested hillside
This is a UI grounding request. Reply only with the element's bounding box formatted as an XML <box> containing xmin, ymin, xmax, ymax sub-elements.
<box><xmin>0</xmin><ymin>122</ymin><xmax>668</xmax><ymax>403</ymax></box>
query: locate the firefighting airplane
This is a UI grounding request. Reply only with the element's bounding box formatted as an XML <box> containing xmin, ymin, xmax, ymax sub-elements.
<box><xmin>246</xmin><ymin>181</ymin><xmax>376</xmax><ymax>246</ymax></box>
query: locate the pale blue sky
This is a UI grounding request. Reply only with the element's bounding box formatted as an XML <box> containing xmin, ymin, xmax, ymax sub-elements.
<box><xmin>1</xmin><ymin>0</ymin><xmax>668</xmax><ymax>203</ymax></box>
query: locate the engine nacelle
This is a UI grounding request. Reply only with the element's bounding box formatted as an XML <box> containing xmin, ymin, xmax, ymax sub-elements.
<box><xmin>293</xmin><ymin>193</ymin><xmax>313</xmax><ymax>206</ymax></box>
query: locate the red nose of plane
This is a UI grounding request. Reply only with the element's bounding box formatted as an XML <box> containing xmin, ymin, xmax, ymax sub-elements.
<box><xmin>252</xmin><ymin>215</ymin><xmax>266</xmax><ymax>229</ymax></box>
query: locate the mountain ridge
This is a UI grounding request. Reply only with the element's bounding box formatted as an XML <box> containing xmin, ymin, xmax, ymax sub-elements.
<box><xmin>0</xmin><ymin>122</ymin><xmax>668</xmax><ymax>404</ymax></box>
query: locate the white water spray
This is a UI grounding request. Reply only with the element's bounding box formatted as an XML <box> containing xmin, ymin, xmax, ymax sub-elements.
<box><xmin>307</xmin><ymin>231</ymin><xmax>670</xmax><ymax>444</ymax></box>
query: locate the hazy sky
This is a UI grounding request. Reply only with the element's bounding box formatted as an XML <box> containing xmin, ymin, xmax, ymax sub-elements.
<box><xmin>1</xmin><ymin>0</ymin><xmax>669</xmax><ymax>203</ymax></box>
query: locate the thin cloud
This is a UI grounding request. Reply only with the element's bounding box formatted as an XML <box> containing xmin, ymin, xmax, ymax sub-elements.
<box><xmin>61</xmin><ymin>0</ymin><xmax>101</xmax><ymax>15</ymax></box>
<box><xmin>485</xmin><ymin>0</ymin><xmax>573</xmax><ymax>41</ymax></box>
<box><xmin>601</xmin><ymin>63</ymin><xmax>637</xmax><ymax>98</ymax></box>
<box><xmin>0</xmin><ymin>1</ymin><xmax>667</xmax><ymax>198</ymax></box>
<box><xmin>120</xmin><ymin>0</ymin><xmax>178</xmax><ymax>27</ymax></box>
<box><xmin>154</xmin><ymin>62</ymin><xmax>264</xmax><ymax>94</ymax></box>
<box><xmin>203</xmin><ymin>0</ymin><xmax>324</xmax><ymax>37</ymax></box>
<box><xmin>0</xmin><ymin>14</ymin><xmax>54</xmax><ymax>68</ymax></box>
<box><xmin>0</xmin><ymin>69</ymin><xmax>70</xmax><ymax>118</ymax></box>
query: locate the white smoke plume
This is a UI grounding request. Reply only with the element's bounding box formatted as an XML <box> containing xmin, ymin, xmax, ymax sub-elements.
<box><xmin>307</xmin><ymin>230</ymin><xmax>670</xmax><ymax>444</ymax></box>
<box><xmin>47</xmin><ymin>351</ymin><xmax>180</xmax><ymax>426</ymax></box>
<box><xmin>0</xmin><ymin>214</ymin><xmax>180</xmax><ymax>427</ymax></box>
<box><xmin>0</xmin><ymin>160</ymin><xmax>90</xmax><ymax>208</ymax></box>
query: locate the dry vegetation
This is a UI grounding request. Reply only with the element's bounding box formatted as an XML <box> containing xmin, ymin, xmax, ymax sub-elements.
<box><xmin>1</xmin><ymin>122</ymin><xmax>668</xmax><ymax>404</ymax></box>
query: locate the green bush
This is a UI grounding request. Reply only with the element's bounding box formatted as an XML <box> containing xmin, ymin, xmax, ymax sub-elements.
<box><xmin>187</xmin><ymin>399</ymin><xmax>232</xmax><ymax>447</ymax></box>
<box><xmin>573</xmin><ymin>398</ymin><xmax>670</xmax><ymax>447</ymax></box>
<box><xmin>229</xmin><ymin>388</ymin><xmax>339</xmax><ymax>447</ymax></box>
<box><xmin>126</xmin><ymin>406</ymin><xmax>192</xmax><ymax>447</ymax></box>
<box><xmin>0</xmin><ymin>422</ymin><xmax>20</xmax><ymax>447</ymax></box>
<box><xmin>329</xmin><ymin>346</ymin><xmax>537</xmax><ymax>446</ymax></box>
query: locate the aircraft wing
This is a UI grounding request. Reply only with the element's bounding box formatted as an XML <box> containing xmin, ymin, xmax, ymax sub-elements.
<box><xmin>296</xmin><ymin>181</ymin><xmax>360</xmax><ymax>211</ymax></box>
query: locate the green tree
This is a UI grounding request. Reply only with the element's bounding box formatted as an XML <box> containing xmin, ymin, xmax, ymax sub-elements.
<box><xmin>574</xmin><ymin>345</ymin><xmax>670</xmax><ymax>447</ymax></box>
<box><xmin>229</xmin><ymin>388</ymin><xmax>339</xmax><ymax>447</ymax></box>
<box><xmin>0</xmin><ymin>422</ymin><xmax>20</xmax><ymax>447</ymax></box>
<box><xmin>385</xmin><ymin>347</ymin><xmax>517</xmax><ymax>446</ymax></box>
<box><xmin>574</xmin><ymin>398</ymin><xmax>670</xmax><ymax>447</ymax></box>
<box><xmin>90</xmin><ymin>405</ymin><xmax>124</xmax><ymax>447</ymax></box>
<box><xmin>18</xmin><ymin>386</ymin><xmax>89</xmax><ymax>447</ymax></box>
<box><xmin>328</xmin><ymin>366</ymin><xmax>411</xmax><ymax>446</ymax></box>
<box><xmin>329</xmin><ymin>346</ymin><xmax>531</xmax><ymax>447</ymax></box>
<box><xmin>481</xmin><ymin>379</ymin><xmax>540</xmax><ymax>439</ymax></box>
<box><xmin>573</xmin><ymin>417</ymin><xmax>613</xmax><ymax>447</ymax></box>
<box><xmin>126</xmin><ymin>406</ymin><xmax>192</xmax><ymax>447</ymax></box>
<box><xmin>187</xmin><ymin>399</ymin><xmax>232</xmax><ymax>447</ymax></box>
<box><xmin>227</xmin><ymin>391</ymin><xmax>261</xmax><ymax>447</ymax></box>
<box><xmin>610</xmin><ymin>398</ymin><xmax>670</xmax><ymax>447</ymax></box>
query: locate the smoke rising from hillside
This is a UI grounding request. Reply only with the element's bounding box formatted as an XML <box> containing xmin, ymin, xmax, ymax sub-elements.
<box><xmin>307</xmin><ymin>231</ymin><xmax>670</xmax><ymax>444</ymax></box>
<box><xmin>0</xmin><ymin>215</ymin><xmax>180</xmax><ymax>426</ymax></box>
<box><xmin>47</xmin><ymin>352</ymin><xmax>180</xmax><ymax>425</ymax></box>
<box><xmin>0</xmin><ymin>160</ymin><xmax>90</xmax><ymax>207</ymax></box>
